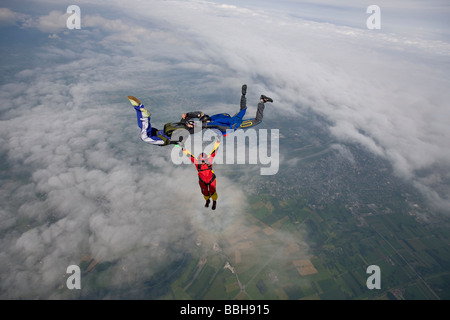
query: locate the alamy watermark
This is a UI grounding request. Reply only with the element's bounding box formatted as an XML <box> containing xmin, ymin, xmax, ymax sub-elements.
<box><xmin>66</xmin><ymin>265</ymin><xmax>81</xmax><ymax>289</ymax></box>
<box><xmin>366</xmin><ymin>5</ymin><xmax>381</xmax><ymax>30</ymax></box>
<box><xmin>170</xmin><ymin>128</ymin><xmax>279</xmax><ymax>176</ymax></box>
<box><xmin>66</xmin><ymin>5</ymin><xmax>81</xmax><ymax>30</ymax></box>
<box><xmin>366</xmin><ymin>265</ymin><xmax>381</xmax><ymax>289</ymax></box>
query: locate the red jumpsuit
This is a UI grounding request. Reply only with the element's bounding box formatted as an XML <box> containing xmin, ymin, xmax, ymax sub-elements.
<box><xmin>184</xmin><ymin>141</ymin><xmax>219</xmax><ymax>202</ymax></box>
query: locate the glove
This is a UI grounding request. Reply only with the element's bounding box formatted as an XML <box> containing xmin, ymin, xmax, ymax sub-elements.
<box><xmin>140</xmin><ymin>107</ymin><xmax>151</xmax><ymax>118</ymax></box>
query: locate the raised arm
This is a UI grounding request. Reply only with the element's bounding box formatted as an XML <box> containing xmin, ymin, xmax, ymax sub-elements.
<box><xmin>209</xmin><ymin>138</ymin><xmax>220</xmax><ymax>160</ymax></box>
<box><xmin>182</xmin><ymin>147</ymin><xmax>197</xmax><ymax>164</ymax></box>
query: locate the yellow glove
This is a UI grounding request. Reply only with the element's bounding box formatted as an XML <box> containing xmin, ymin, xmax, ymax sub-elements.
<box><xmin>140</xmin><ymin>107</ymin><xmax>151</xmax><ymax>118</ymax></box>
<box><xmin>183</xmin><ymin>148</ymin><xmax>192</xmax><ymax>157</ymax></box>
<box><xmin>213</xmin><ymin>139</ymin><xmax>220</xmax><ymax>150</ymax></box>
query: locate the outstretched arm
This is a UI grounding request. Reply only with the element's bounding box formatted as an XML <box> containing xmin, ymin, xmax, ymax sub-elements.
<box><xmin>182</xmin><ymin>111</ymin><xmax>204</xmax><ymax>121</ymax></box>
<box><xmin>180</xmin><ymin>111</ymin><xmax>205</xmax><ymax>130</ymax></box>
<box><xmin>209</xmin><ymin>138</ymin><xmax>220</xmax><ymax>161</ymax></box>
<box><xmin>182</xmin><ymin>147</ymin><xmax>197</xmax><ymax>164</ymax></box>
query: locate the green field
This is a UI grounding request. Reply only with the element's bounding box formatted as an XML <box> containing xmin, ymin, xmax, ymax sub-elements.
<box><xmin>149</xmin><ymin>193</ymin><xmax>450</xmax><ymax>300</ymax></box>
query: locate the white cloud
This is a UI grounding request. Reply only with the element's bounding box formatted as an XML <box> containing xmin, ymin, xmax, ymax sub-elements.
<box><xmin>0</xmin><ymin>7</ymin><xmax>32</xmax><ymax>27</ymax></box>
<box><xmin>0</xmin><ymin>30</ymin><xmax>250</xmax><ymax>297</ymax></box>
<box><xmin>13</xmin><ymin>9</ymin><xmax>69</xmax><ymax>33</ymax></box>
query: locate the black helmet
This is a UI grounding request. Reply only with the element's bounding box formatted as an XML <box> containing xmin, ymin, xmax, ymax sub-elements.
<box><xmin>200</xmin><ymin>114</ymin><xmax>211</xmax><ymax>122</ymax></box>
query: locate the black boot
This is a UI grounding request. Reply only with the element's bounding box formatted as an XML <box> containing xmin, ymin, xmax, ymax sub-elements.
<box><xmin>260</xmin><ymin>95</ymin><xmax>273</xmax><ymax>103</ymax></box>
<box><xmin>212</xmin><ymin>201</ymin><xmax>217</xmax><ymax>210</ymax></box>
<box><xmin>205</xmin><ymin>199</ymin><xmax>210</xmax><ymax>208</ymax></box>
<box><xmin>242</xmin><ymin>84</ymin><xmax>247</xmax><ymax>96</ymax></box>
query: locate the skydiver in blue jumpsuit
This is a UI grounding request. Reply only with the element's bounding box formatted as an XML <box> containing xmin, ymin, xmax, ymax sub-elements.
<box><xmin>184</xmin><ymin>84</ymin><xmax>273</xmax><ymax>135</ymax></box>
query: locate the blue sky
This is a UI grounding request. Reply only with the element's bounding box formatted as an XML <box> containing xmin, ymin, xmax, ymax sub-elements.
<box><xmin>0</xmin><ymin>0</ymin><xmax>449</xmax><ymax>298</ymax></box>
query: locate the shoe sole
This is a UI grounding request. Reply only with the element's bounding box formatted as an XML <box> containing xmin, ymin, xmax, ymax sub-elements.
<box><xmin>128</xmin><ymin>96</ymin><xmax>141</xmax><ymax>106</ymax></box>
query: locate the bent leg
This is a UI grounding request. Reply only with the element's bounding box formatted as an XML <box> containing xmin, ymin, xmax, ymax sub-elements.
<box><xmin>130</xmin><ymin>99</ymin><xmax>165</xmax><ymax>145</ymax></box>
<box><xmin>238</xmin><ymin>101</ymin><xmax>265</xmax><ymax>129</ymax></box>
<box><xmin>255</xmin><ymin>101</ymin><xmax>265</xmax><ymax>123</ymax></box>
<box><xmin>140</xmin><ymin>117</ymin><xmax>165</xmax><ymax>145</ymax></box>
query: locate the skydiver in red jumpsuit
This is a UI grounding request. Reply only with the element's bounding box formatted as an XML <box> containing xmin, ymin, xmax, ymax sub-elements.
<box><xmin>182</xmin><ymin>139</ymin><xmax>220</xmax><ymax>210</ymax></box>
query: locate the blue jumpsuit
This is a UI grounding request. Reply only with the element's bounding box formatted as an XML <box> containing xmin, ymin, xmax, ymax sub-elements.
<box><xmin>206</xmin><ymin>108</ymin><xmax>247</xmax><ymax>131</ymax></box>
<box><xmin>204</xmin><ymin>94</ymin><xmax>265</xmax><ymax>135</ymax></box>
<box><xmin>133</xmin><ymin>104</ymin><xmax>169</xmax><ymax>146</ymax></box>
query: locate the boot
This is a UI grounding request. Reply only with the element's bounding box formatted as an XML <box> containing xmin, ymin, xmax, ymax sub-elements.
<box><xmin>260</xmin><ymin>95</ymin><xmax>273</xmax><ymax>103</ymax></box>
<box><xmin>127</xmin><ymin>96</ymin><xmax>141</xmax><ymax>106</ymax></box>
<box><xmin>242</xmin><ymin>84</ymin><xmax>247</xmax><ymax>96</ymax></box>
<box><xmin>212</xmin><ymin>201</ymin><xmax>217</xmax><ymax>210</ymax></box>
<box><xmin>205</xmin><ymin>199</ymin><xmax>210</xmax><ymax>208</ymax></box>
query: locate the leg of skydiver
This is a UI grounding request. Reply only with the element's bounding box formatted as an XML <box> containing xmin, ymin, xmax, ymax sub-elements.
<box><xmin>254</xmin><ymin>100</ymin><xmax>265</xmax><ymax>124</ymax></box>
<box><xmin>229</xmin><ymin>86</ymin><xmax>248</xmax><ymax>129</ymax></box>
<box><xmin>139</xmin><ymin>116</ymin><xmax>165</xmax><ymax>145</ymax></box>
<box><xmin>230</xmin><ymin>84</ymin><xmax>248</xmax><ymax>117</ymax></box>
<box><xmin>199</xmin><ymin>180</ymin><xmax>211</xmax><ymax>204</ymax></box>
<box><xmin>129</xmin><ymin>96</ymin><xmax>165</xmax><ymax>146</ymax></box>
<box><xmin>210</xmin><ymin>179</ymin><xmax>218</xmax><ymax>210</ymax></box>
<box><xmin>240</xmin><ymin>84</ymin><xmax>247</xmax><ymax>110</ymax></box>
<box><xmin>255</xmin><ymin>95</ymin><xmax>273</xmax><ymax>123</ymax></box>
<box><xmin>237</xmin><ymin>94</ymin><xmax>273</xmax><ymax>129</ymax></box>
